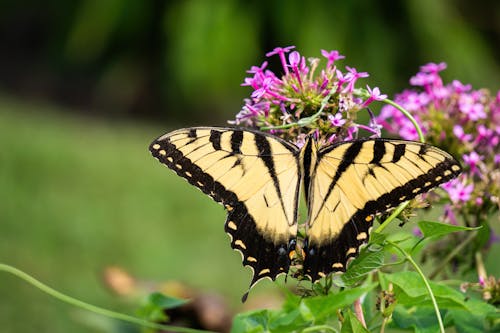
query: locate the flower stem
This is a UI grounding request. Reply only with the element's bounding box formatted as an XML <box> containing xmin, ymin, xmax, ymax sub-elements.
<box><xmin>374</xmin><ymin>201</ymin><xmax>410</xmax><ymax>234</ymax></box>
<box><xmin>302</xmin><ymin>324</ymin><xmax>338</xmax><ymax>332</ymax></box>
<box><xmin>386</xmin><ymin>243</ymin><xmax>445</xmax><ymax>333</ymax></box>
<box><xmin>0</xmin><ymin>263</ymin><xmax>213</xmax><ymax>333</ymax></box>
<box><xmin>475</xmin><ymin>251</ymin><xmax>487</xmax><ymax>282</ymax></box>
<box><xmin>353</xmin><ymin>298</ymin><xmax>367</xmax><ymax>328</ymax></box>
<box><xmin>382</xmin><ymin>98</ymin><xmax>425</xmax><ymax>143</ymax></box>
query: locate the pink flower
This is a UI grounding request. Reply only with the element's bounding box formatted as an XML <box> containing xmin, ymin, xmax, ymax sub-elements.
<box><xmin>453</xmin><ymin>125</ymin><xmax>472</xmax><ymax>142</ymax></box>
<box><xmin>328</xmin><ymin>113</ymin><xmax>346</xmax><ymax>127</ymax></box>
<box><xmin>343</xmin><ymin>66</ymin><xmax>369</xmax><ymax>93</ymax></box>
<box><xmin>462</xmin><ymin>151</ymin><xmax>483</xmax><ymax>174</ymax></box>
<box><xmin>442</xmin><ymin>179</ymin><xmax>474</xmax><ymax>204</ymax></box>
<box><xmin>266</xmin><ymin>46</ymin><xmax>295</xmax><ymax>74</ymax></box>
<box><xmin>321</xmin><ymin>50</ymin><xmax>345</xmax><ymax>69</ymax></box>
<box><xmin>361</xmin><ymin>85</ymin><xmax>387</xmax><ymax>108</ymax></box>
<box><xmin>420</xmin><ymin>62</ymin><xmax>447</xmax><ymax>74</ymax></box>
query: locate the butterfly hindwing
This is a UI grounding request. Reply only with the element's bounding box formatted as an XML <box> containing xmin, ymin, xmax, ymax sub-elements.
<box><xmin>150</xmin><ymin>127</ymin><xmax>301</xmax><ymax>291</ymax></box>
<box><xmin>303</xmin><ymin>138</ymin><xmax>462</xmax><ymax>281</ymax></box>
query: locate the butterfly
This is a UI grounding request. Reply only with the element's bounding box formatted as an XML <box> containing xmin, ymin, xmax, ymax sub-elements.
<box><xmin>149</xmin><ymin>127</ymin><xmax>461</xmax><ymax>301</ymax></box>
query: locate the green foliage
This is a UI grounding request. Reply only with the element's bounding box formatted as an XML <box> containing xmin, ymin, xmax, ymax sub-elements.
<box><xmin>137</xmin><ymin>292</ymin><xmax>189</xmax><ymax>324</ymax></box>
<box><xmin>417</xmin><ymin>221</ymin><xmax>480</xmax><ymax>239</ymax></box>
<box><xmin>224</xmin><ymin>214</ymin><xmax>500</xmax><ymax>332</ymax></box>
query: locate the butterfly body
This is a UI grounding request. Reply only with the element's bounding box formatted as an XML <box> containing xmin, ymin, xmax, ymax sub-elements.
<box><xmin>150</xmin><ymin>127</ymin><xmax>461</xmax><ymax>298</ymax></box>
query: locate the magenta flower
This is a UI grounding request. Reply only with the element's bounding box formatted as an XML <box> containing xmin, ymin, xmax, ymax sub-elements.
<box><xmin>266</xmin><ymin>46</ymin><xmax>295</xmax><ymax>74</ymax></box>
<box><xmin>462</xmin><ymin>151</ymin><xmax>483</xmax><ymax>174</ymax></box>
<box><xmin>328</xmin><ymin>113</ymin><xmax>346</xmax><ymax>127</ymax></box>
<box><xmin>361</xmin><ymin>86</ymin><xmax>388</xmax><ymax>108</ymax></box>
<box><xmin>420</xmin><ymin>62</ymin><xmax>447</xmax><ymax>74</ymax></box>
<box><xmin>288</xmin><ymin>51</ymin><xmax>304</xmax><ymax>90</ymax></box>
<box><xmin>233</xmin><ymin>47</ymin><xmax>377</xmax><ymax>145</ymax></box>
<box><xmin>343</xmin><ymin>66</ymin><xmax>369</xmax><ymax>93</ymax></box>
<box><xmin>453</xmin><ymin>125</ymin><xmax>472</xmax><ymax>142</ymax></box>
<box><xmin>410</xmin><ymin>72</ymin><xmax>435</xmax><ymax>87</ymax></box>
<box><xmin>443</xmin><ymin>179</ymin><xmax>474</xmax><ymax>204</ymax></box>
<box><xmin>321</xmin><ymin>50</ymin><xmax>345</xmax><ymax>69</ymax></box>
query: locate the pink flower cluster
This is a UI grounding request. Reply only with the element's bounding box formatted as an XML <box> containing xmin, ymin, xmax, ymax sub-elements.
<box><xmin>232</xmin><ymin>46</ymin><xmax>386</xmax><ymax>145</ymax></box>
<box><xmin>378</xmin><ymin>63</ymin><xmax>500</xmax><ymax>227</ymax></box>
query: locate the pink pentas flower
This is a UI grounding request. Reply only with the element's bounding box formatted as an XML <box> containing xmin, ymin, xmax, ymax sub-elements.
<box><xmin>343</xmin><ymin>66</ymin><xmax>369</xmax><ymax>93</ymax></box>
<box><xmin>442</xmin><ymin>179</ymin><xmax>474</xmax><ymax>204</ymax></box>
<box><xmin>288</xmin><ymin>51</ymin><xmax>304</xmax><ymax>90</ymax></box>
<box><xmin>412</xmin><ymin>227</ymin><xmax>423</xmax><ymax>237</ymax></box>
<box><xmin>451</xmin><ymin>80</ymin><xmax>471</xmax><ymax>93</ymax></box>
<box><xmin>246</xmin><ymin>61</ymin><xmax>268</xmax><ymax>74</ymax></box>
<box><xmin>462</xmin><ymin>151</ymin><xmax>483</xmax><ymax>174</ymax></box>
<box><xmin>399</xmin><ymin>123</ymin><xmax>420</xmax><ymax>141</ymax></box>
<box><xmin>321</xmin><ymin>50</ymin><xmax>345</xmax><ymax>69</ymax></box>
<box><xmin>458</xmin><ymin>94</ymin><xmax>487</xmax><ymax>120</ymax></box>
<box><xmin>266</xmin><ymin>46</ymin><xmax>295</xmax><ymax>74</ymax></box>
<box><xmin>398</xmin><ymin>91</ymin><xmax>428</xmax><ymax>112</ymax></box>
<box><xmin>234</xmin><ymin>47</ymin><xmax>378</xmax><ymax>145</ymax></box>
<box><xmin>420</xmin><ymin>62</ymin><xmax>447</xmax><ymax>74</ymax></box>
<box><xmin>443</xmin><ymin>204</ymin><xmax>459</xmax><ymax>225</ymax></box>
<box><xmin>328</xmin><ymin>113</ymin><xmax>346</xmax><ymax>127</ymax></box>
<box><xmin>432</xmin><ymin>86</ymin><xmax>450</xmax><ymax>100</ymax></box>
<box><xmin>361</xmin><ymin>85</ymin><xmax>388</xmax><ymax>108</ymax></box>
<box><xmin>410</xmin><ymin>72</ymin><xmax>435</xmax><ymax>87</ymax></box>
<box><xmin>453</xmin><ymin>125</ymin><xmax>472</xmax><ymax>142</ymax></box>
<box><xmin>335</xmin><ymin>69</ymin><xmax>349</xmax><ymax>93</ymax></box>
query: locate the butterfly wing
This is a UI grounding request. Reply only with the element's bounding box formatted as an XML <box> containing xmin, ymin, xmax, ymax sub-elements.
<box><xmin>303</xmin><ymin>139</ymin><xmax>462</xmax><ymax>281</ymax></box>
<box><xmin>150</xmin><ymin>127</ymin><xmax>301</xmax><ymax>293</ymax></box>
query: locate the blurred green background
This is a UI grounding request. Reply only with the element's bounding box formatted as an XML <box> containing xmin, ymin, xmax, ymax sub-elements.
<box><xmin>1</xmin><ymin>1</ymin><xmax>500</xmax><ymax>332</ymax></box>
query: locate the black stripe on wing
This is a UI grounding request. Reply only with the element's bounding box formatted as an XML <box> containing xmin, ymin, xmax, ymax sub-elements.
<box><xmin>150</xmin><ymin>129</ymin><xmax>293</xmax><ymax>299</ymax></box>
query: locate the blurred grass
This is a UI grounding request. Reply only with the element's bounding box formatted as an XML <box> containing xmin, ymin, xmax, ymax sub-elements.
<box><xmin>0</xmin><ymin>96</ymin><xmax>272</xmax><ymax>332</ymax></box>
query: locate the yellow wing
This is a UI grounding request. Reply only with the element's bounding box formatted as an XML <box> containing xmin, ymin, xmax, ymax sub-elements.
<box><xmin>303</xmin><ymin>139</ymin><xmax>461</xmax><ymax>281</ymax></box>
<box><xmin>150</xmin><ymin>127</ymin><xmax>301</xmax><ymax>296</ymax></box>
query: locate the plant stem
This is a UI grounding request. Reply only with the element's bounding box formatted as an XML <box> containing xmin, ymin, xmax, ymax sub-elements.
<box><xmin>374</xmin><ymin>201</ymin><xmax>410</xmax><ymax>234</ymax></box>
<box><xmin>0</xmin><ymin>263</ymin><xmax>213</xmax><ymax>333</ymax></box>
<box><xmin>386</xmin><ymin>243</ymin><xmax>445</xmax><ymax>333</ymax></box>
<box><xmin>381</xmin><ymin>98</ymin><xmax>425</xmax><ymax>143</ymax></box>
<box><xmin>475</xmin><ymin>251</ymin><xmax>487</xmax><ymax>281</ymax></box>
<box><xmin>428</xmin><ymin>231</ymin><xmax>477</xmax><ymax>279</ymax></box>
<box><xmin>302</xmin><ymin>324</ymin><xmax>338</xmax><ymax>332</ymax></box>
<box><xmin>353</xmin><ymin>298</ymin><xmax>367</xmax><ymax>328</ymax></box>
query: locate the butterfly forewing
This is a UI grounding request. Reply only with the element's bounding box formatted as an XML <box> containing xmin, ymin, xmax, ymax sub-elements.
<box><xmin>150</xmin><ymin>127</ymin><xmax>301</xmax><ymax>291</ymax></box>
<box><xmin>303</xmin><ymin>139</ymin><xmax>462</xmax><ymax>281</ymax></box>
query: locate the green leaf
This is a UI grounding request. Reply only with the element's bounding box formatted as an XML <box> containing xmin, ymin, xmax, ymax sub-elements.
<box><xmin>417</xmin><ymin>220</ymin><xmax>479</xmax><ymax>238</ymax></box>
<box><xmin>447</xmin><ymin>297</ymin><xmax>498</xmax><ymax>332</ymax></box>
<box><xmin>231</xmin><ymin>309</ymin><xmax>270</xmax><ymax>333</ymax></box>
<box><xmin>338</xmin><ymin>246</ymin><xmax>384</xmax><ymax>287</ymax></box>
<box><xmin>136</xmin><ymin>292</ymin><xmax>189</xmax><ymax>323</ymax></box>
<box><xmin>383</xmin><ymin>271</ymin><xmax>468</xmax><ymax>309</ymax></box>
<box><xmin>231</xmin><ymin>307</ymin><xmax>306</xmax><ymax>333</ymax></box>
<box><xmin>447</xmin><ymin>309</ymin><xmax>490</xmax><ymax>333</ymax></box>
<box><xmin>301</xmin><ymin>283</ymin><xmax>378</xmax><ymax>322</ymax></box>
<box><xmin>147</xmin><ymin>292</ymin><xmax>189</xmax><ymax>310</ymax></box>
<box><xmin>281</xmin><ymin>290</ymin><xmax>301</xmax><ymax>312</ymax></box>
<box><xmin>391</xmin><ymin>306</ymin><xmax>445</xmax><ymax>333</ymax></box>
<box><xmin>368</xmin><ymin>231</ymin><xmax>386</xmax><ymax>245</ymax></box>
<box><xmin>341</xmin><ymin>309</ymin><xmax>370</xmax><ymax>333</ymax></box>
<box><xmin>474</xmin><ymin>222</ymin><xmax>491</xmax><ymax>250</ymax></box>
